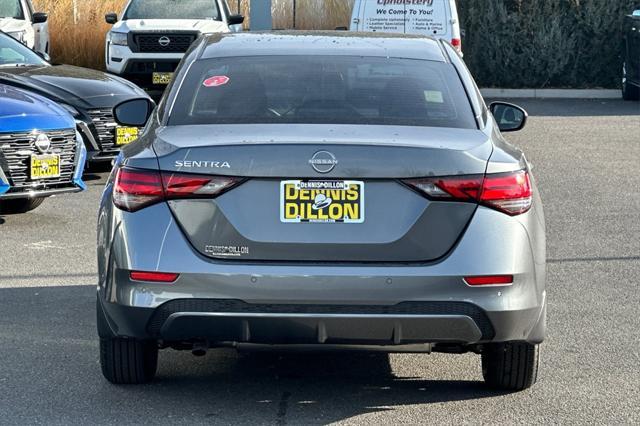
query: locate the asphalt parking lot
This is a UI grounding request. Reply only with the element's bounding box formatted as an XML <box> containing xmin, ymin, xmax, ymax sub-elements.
<box><xmin>0</xmin><ymin>99</ymin><xmax>638</xmax><ymax>425</ymax></box>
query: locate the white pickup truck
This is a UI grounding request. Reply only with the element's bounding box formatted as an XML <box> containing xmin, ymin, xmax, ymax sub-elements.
<box><xmin>0</xmin><ymin>0</ymin><xmax>48</xmax><ymax>54</ymax></box>
<box><xmin>105</xmin><ymin>0</ymin><xmax>243</xmax><ymax>90</ymax></box>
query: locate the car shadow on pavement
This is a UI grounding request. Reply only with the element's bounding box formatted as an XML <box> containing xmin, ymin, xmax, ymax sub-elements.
<box><xmin>0</xmin><ymin>285</ymin><xmax>509</xmax><ymax>424</ymax></box>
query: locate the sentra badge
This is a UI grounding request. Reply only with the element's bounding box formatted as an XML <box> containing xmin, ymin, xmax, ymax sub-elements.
<box><xmin>175</xmin><ymin>160</ymin><xmax>231</xmax><ymax>169</ymax></box>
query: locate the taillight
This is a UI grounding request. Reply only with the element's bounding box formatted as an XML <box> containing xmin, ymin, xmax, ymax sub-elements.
<box><xmin>451</xmin><ymin>38</ymin><xmax>462</xmax><ymax>51</ymax></box>
<box><xmin>480</xmin><ymin>170</ymin><xmax>532</xmax><ymax>216</ymax></box>
<box><xmin>130</xmin><ymin>271</ymin><xmax>179</xmax><ymax>283</ymax></box>
<box><xmin>403</xmin><ymin>170</ymin><xmax>532</xmax><ymax>216</ymax></box>
<box><xmin>113</xmin><ymin>167</ymin><xmax>243</xmax><ymax>212</ymax></box>
<box><xmin>113</xmin><ymin>168</ymin><xmax>163</xmax><ymax>212</ymax></box>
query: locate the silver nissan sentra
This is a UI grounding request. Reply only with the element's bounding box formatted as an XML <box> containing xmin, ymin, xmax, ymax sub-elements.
<box><xmin>97</xmin><ymin>32</ymin><xmax>546</xmax><ymax>390</ymax></box>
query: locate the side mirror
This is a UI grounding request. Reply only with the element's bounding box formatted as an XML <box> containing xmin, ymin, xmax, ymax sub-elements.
<box><xmin>32</xmin><ymin>12</ymin><xmax>48</xmax><ymax>24</ymax></box>
<box><xmin>489</xmin><ymin>102</ymin><xmax>528</xmax><ymax>132</ymax></box>
<box><xmin>228</xmin><ymin>14</ymin><xmax>244</xmax><ymax>26</ymax></box>
<box><xmin>113</xmin><ymin>98</ymin><xmax>155</xmax><ymax>127</ymax></box>
<box><xmin>36</xmin><ymin>51</ymin><xmax>51</xmax><ymax>62</ymax></box>
<box><xmin>105</xmin><ymin>13</ymin><xmax>118</xmax><ymax>25</ymax></box>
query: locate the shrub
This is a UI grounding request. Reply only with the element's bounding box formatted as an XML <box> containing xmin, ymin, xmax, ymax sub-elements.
<box><xmin>457</xmin><ymin>0</ymin><xmax>640</xmax><ymax>88</ymax></box>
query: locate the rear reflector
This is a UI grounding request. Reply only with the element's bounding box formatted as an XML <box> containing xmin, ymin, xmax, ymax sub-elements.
<box><xmin>451</xmin><ymin>38</ymin><xmax>462</xmax><ymax>51</ymax></box>
<box><xmin>403</xmin><ymin>170</ymin><xmax>532</xmax><ymax>216</ymax></box>
<box><xmin>113</xmin><ymin>167</ymin><xmax>243</xmax><ymax>212</ymax></box>
<box><xmin>130</xmin><ymin>271</ymin><xmax>179</xmax><ymax>283</ymax></box>
<box><xmin>464</xmin><ymin>275</ymin><xmax>513</xmax><ymax>286</ymax></box>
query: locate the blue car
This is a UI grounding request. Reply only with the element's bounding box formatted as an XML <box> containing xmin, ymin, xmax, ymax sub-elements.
<box><xmin>0</xmin><ymin>84</ymin><xmax>86</xmax><ymax>213</ymax></box>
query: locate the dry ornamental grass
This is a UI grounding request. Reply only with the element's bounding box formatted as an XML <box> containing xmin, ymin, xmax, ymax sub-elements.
<box><xmin>32</xmin><ymin>0</ymin><xmax>354</xmax><ymax>70</ymax></box>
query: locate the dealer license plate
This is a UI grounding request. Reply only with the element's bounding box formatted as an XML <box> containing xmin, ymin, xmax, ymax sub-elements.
<box><xmin>280</xmin><ymin>180</ymin><xmax>364</xmax><ymax>223</ymax></box>
<box><xmin>116</xmin><ymin>127</ymin><xmax>139</xmax><ymax>146</ymax></box>
<box><xmin>30</xmin><ymin>154</ymin><xmax>60</xmax><ymax>179</ymax></box>
<box><xmin>152</xmin><ymin>72</ymin><xmax>173</xmax><ymax>85</ymax></box>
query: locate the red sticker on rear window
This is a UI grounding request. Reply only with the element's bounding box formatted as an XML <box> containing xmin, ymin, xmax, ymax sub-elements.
<box><xmin>203</xmin><ymin>76</ymin><xmax>230</xmax><ymax>87</ymax></box>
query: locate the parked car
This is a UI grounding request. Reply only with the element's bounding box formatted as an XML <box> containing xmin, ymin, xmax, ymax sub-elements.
<box><xmin>622</xmin><ymin>9</ymin><xmax>640</xmax><ymax>101</ymax></box>
<box><xmin>97</xmin><ymin>32</ymin><xmax>546</xmax><ymax>391</ymax></box>
<box><xmin>0</xmin><ymin>84</ymin><xmax>86</xmax><ymax>213</ymax></box>
<box><xmin>104</xmin><ymin>0</ymin><xmax>243</xmax><ymax>90</ymax></box>
<box><xmin>0</xmin><ymin>0</ymin><xmax>48</xmax><ymax>53</ymax></box>
<box><xmin>350</xmin><ymin>0</ymin><xmax>462</xmax><ymax>52</ymax></box>
<box><xmin>0</xmin><ymin>31</ymin><xmax>151</xmax><ymax>165</ymax></box>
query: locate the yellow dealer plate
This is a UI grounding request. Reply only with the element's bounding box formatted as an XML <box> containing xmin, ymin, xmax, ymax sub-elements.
<box><xmin>31</xmin><ymin>154</ymin><xmax>60</xmax><ymax>179</ymax></box>
<box><xmin>152</xmin><ymin>72</ymin><xmax>173</xmax><ymax>85</ymax></box>
<box><xmin>116</xmin><ymin>127</ymin><xmax>139</xmax><ymax>146</ymax></box>
<box><xmin>280</xmin><ymin>180</ymin><xmax>364</xmax><ymax>223</ymax></box>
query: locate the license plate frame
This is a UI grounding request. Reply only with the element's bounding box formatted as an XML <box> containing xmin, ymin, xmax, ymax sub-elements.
<box><xmin>115</xmin><ymin>126</ymin><xmax>139</xmax><ymax>146</ymax></box>
<box><xmin>152</xmin><ymin>72</ymin><xmax>173</xmax><ymax>85</ymax></box>
<box><xmin>30</xmin><ymin>154</ymin><xmax>61</xmax><ymax>180</ymax></box>
<box><xmin>280</xmin><ymin>180</ymin><xmax>365</xmax><ymax>224</ymax></box>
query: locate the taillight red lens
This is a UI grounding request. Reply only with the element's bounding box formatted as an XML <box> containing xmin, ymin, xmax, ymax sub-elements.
<box><xmin>113</xmin><ymin>167</ymin><xmax>243</xmax><ymax>212</ymax></box>
<box><xmin>162</xmin><ymin>173</ymin><xmax>241</xmax><ymax>199</ymax></box>
<box><xmin>407</xmin><ymin>175</ymin><xmax>483</xmax><ymax>201</ymax></box>
<box><xmin>480</xmin><ymin>170</ymin><xmax>532</xmax><ymax>216</ymax></box>
<box><xmin>113</xmin><ymin>168</ymin><xmax>164</xmax><ymax>212</ymax></box>
<box><xmin>464</xmin><ymin>275</ymin><xmax>513</xmax><ymax>286</ymax></box>
<box><xmin>130</xmin><ymin>271</ymin><xmax>179</xmax><ymax>283</ymax></box>
<box><xmin>403</xmin><ymin>170</ymin><xmax>532</xmax><ymax>216</ymax></box>
<box><xmin>451</xmin><ymin>38</ymin><xmax>462</xmax><ymax>51</ymax></box>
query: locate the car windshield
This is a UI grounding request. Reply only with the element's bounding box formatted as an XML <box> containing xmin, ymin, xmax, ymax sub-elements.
<box><xmin>169</xmin><ymin>55</ymin><xmax>477</xmax><ymax>129</ymax></box>
<box><xmin>0</xmin><ymin>0</ymin><xmax>24</xmax><ymax>19</ymax></box>
<box><xmin>0</xmin><ymin>33</ymin><xmax>46</xmax><ymax>67</ymax></box>
<box><xmin>124</xmin><ymin>0</ymin><xmax>221</xmax><ymax>20</ymax></box>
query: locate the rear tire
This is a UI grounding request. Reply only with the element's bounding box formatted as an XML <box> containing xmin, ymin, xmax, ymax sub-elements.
<box><xmin>100</xmin><ymin>337</ymin><xmax>158</xmax><ymax>384</ymax></box>
<box><xmin>0</xmin><ymin>197</ymin><xmax>45</xmax><ymax>214</ymax></box>
<box><xmin>622</xmin><ymin>63</ymin><xmax>640</xmax><ymax>101</ymax></box>
<box><xmin>481</xmin><ymin>341</ymin><xmax>539</xmax><ymax>391</ymax></box>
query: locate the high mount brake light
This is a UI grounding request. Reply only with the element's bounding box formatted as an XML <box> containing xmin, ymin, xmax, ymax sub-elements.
<box><xmin>404</xmin><ymin>170</ymin><xmax>532</xmax><ymax>216</ymax></box>
<box><xmin>113</xmin><ymin>168</ymin><xmax>242</xmax><ymax>212</ymax></box>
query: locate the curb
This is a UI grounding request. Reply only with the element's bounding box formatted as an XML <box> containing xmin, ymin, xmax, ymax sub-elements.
<box><xmin>480</xmin><ymin>88</ymin><xmax>621</xmax><ymax>99</ymax></box>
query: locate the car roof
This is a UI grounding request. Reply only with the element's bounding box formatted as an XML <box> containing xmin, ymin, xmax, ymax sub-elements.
<box><xmin>199</xmin><ymin>31</ymin><xmax>448</xmax><ymax>62</ymax></box>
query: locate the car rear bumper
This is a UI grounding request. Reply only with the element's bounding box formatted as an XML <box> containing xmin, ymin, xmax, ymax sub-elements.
<box><xmin>98</xmin><ymin>197</ymin><xmax>547</xmax><ymax>347</ymax></box>
<box><xmin>99</xmin><ymin>294</ymin><xmax>545</xmax><ymax>346</ymax></box>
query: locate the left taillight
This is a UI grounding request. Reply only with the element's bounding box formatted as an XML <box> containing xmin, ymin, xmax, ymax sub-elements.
<box><xmin>403</xmin><ymin>170</ymin><xmax>532</xmax><ymax>216</ymax></box>
<box><xmin>113</xmin><ymin>167</ymin><xmax>242</xmax><ymax>212</ymax></box>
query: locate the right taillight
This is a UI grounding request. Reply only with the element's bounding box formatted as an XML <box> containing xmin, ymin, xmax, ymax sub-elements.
<box><xmin>403</xmin><ymin>170</ymin><xmax>532</xmax><ymax>216</ymax></box>
<box><xmin>480</xmin><ymin>170</ymin><xmax>532</xmax><ymax>216</ymax></box>
<box><xmin>113</xmin><ymin>167</ymin><xmax>243</xmax><ymax>212</ymax></box>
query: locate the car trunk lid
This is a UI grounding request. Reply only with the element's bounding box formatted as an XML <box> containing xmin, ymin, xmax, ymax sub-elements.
<box><xmin>154</xmin><ymin>124</ymin><xmax>491</xmax><ymax>262</ymax></box>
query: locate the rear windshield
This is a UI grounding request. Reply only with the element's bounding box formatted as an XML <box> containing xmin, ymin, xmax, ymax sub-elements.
<box><xmin>168</xmin><ymin>56</ymin><xmax>477</xmax><ymax>129</ymax></box>
<box><xmin>124</xmin><ymin>0</ymin><xmax>221</xmax><ymax>20</ymax></box>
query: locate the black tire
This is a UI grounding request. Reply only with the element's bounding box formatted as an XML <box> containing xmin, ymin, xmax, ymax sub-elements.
<box><xmin>100</xmin><ymin>337</ymin><xmax>158</xmax><ymax>384</ymax></box>
<box><xmin>0</xmin><ymin>197</ymin><xmax>45</xmax><ymax>214</ymax></box>
<box><xmin>481</xmin><ymin>341</ymin><xmax>539</xmax><ymax>391</ymax></box>
<box><xmin>622</xmin><ymin>63</ymin><xmax>640</xmax><ymax>101</ymax></box>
